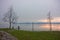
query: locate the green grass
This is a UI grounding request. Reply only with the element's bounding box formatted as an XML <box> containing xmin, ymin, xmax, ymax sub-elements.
<box><xmin>0</xmin><ymin>28</ymin><xmax>60</xmax><ymax>40</ymax></box>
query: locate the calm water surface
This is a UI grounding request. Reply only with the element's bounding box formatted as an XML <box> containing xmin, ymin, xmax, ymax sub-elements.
<box><xmin>14</xmin><ymin>24</ymin><xmax>60</xmax><ymax>31</ymax></box>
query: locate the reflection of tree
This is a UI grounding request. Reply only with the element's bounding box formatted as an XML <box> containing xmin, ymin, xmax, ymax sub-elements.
<box><xmin>3</xmin><ymin>6</ymin><xmax>17</xmax><ymax>29</ymax></box>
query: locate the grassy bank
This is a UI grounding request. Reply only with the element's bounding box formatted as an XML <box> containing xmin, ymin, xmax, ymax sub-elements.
<box><xmin>0</xmin><ymin>28</ymin><xmax>60</xmax><ymax>40</ymax></box>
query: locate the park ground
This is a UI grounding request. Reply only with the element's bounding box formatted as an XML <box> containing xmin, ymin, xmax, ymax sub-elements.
<box><xmin>0</xmin><ymin>28</ymin><xmax>60</xmax><ymax>40</ymax></box>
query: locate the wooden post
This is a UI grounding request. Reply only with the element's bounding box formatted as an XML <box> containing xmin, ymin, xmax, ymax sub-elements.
<box><xmin>32</xmin><ymin>22</ymin><xmax>34</xmax><ymax>31</ymax></box>
<box><xmin>18</xmin><ymin>26</ymin><xmax>20</xmax><ymax>30</ymax></box>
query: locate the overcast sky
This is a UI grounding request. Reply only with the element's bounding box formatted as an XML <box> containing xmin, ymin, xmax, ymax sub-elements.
<box><xmin>0</xmin><ymin>0</ymin><xmax>60</xmax><ymax>22</ymax></box>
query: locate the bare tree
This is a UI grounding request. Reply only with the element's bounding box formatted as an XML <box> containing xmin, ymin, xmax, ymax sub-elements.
<box><xmin>3</xmin><ymin>6</ymin><xmax>17</xmax><ymax>29</ymax></box>
<box><xmin>48</xmin><ymin>12</ymin><xmax>52</xmax><ymax>31</ymax></box>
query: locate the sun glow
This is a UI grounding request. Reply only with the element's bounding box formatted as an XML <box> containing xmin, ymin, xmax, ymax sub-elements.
<box><xmin>37</xmin><ymin>17</ymin><xmax>60</xmax><ymax>31</ymax></box>
<box><xmin>37</xmin><ymin>17</ymin><xmax>60</xmax><ymax>22</ymax></box>
<box><xmin>39</xmin><ymin>24</ymin><xmax>60</xmax><ymax>31</ymax></box>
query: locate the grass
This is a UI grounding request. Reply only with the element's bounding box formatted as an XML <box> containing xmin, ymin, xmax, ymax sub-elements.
<box><xmin>0</xmin><ymin>28</ymin><xmax>60</xmax><ymax>40</ymax></box>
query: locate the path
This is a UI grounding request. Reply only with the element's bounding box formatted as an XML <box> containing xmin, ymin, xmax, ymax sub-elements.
<box><xmin>0</xmin><ymin>31</ymin><xmax>17</xmax><ymax>40</ymax></box>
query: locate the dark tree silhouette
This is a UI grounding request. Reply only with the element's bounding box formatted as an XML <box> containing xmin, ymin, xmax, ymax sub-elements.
<box><xmin>3</xmin><ymin>6</ymin><xmax>17</xmax><ymax>29</ymax></box>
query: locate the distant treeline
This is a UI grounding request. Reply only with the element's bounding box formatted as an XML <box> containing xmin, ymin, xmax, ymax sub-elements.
<box><xmin>13</xmin><ymin>22</ymin><xmax>60</xmax><ymax>24</ymax></box>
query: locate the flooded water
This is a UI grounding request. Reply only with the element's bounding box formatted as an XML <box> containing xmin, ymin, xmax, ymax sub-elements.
<box><xmin>14</xmin><ymin>23</ymin><xmax>60</xmax><ymax>31</ymax></box>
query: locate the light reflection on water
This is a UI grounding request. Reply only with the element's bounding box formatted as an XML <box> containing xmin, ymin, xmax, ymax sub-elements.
<box><xmin>14</xmin><ymin>24</ymin><xmax>60</xmax><ymax>31</ymax></box>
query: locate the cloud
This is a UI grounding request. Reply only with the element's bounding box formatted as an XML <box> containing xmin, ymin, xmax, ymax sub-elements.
<box><xmin>37</xmin><ymin>17</ymin><xmax>60</xmax><ymax>22</ymax></box>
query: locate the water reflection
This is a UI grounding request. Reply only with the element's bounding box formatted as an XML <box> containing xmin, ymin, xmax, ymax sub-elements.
<box><xmin>15</xmin><ymin>24</ymin><xmax>60</xmax><ymax>31</ymax></box>
<box><xmin>40</xmin><ymin>24</ymin><xmax>60</xmax><ymax>31</ymax></box>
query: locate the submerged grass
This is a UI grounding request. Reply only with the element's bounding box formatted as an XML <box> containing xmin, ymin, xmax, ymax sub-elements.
<box><xmin>0</xmin><ymin>28</ymin><xmax>60</xmax><ymax>40</ymax></box>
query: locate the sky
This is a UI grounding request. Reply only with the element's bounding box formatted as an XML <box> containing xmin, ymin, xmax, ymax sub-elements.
<box><xmin>0</xmin><ymin>0</ymin><xmax>60</xmax><ymax>30</ymax></box>
<box><xmin>0</xmin><ymin>0</ymin><xmax>60</xmax><ymax>22</ymax></box>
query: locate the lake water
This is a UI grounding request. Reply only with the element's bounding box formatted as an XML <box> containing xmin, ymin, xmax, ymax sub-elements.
<box><xmin>13</xmin><ymin>23</ymin><xmax>60</xmax><ymax>31</ymax></box>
